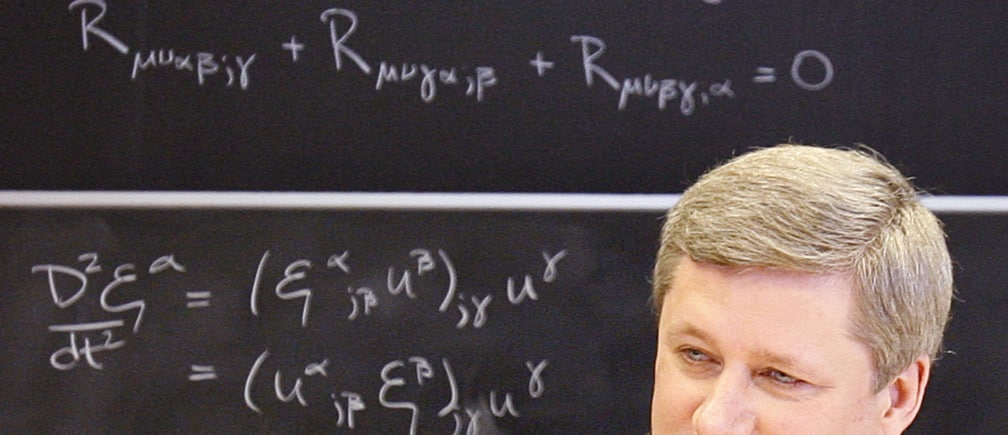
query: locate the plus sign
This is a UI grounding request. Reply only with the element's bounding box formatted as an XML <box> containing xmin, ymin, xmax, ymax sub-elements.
<box><xmin>282</xmin><ymin>36</ymin><xmax>305</xmax><ymax>62</ymax></box>
<box><xmin>529</xmin><ymin>51</ymin><xmax>555</xmax><ymax>77</ymax></box>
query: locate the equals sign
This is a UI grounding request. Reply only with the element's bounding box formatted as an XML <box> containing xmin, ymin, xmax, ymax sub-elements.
<box><xmin>189</xmin><ymin>365</ymin><xmax>218</xmax><ymax>381</ymax></box>
<box><xmin>186</xmin><ymin>291</ymin><xmax>212</xmax><ymax>308</ymax></box>
<box><xmin>753</xmin><ymin>66</ymin><xmax>776</xmax><ymax>83</ymax></box>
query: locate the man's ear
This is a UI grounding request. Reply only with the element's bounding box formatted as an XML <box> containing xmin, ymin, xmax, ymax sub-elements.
<box><xmin>882</xmin><ymin>355</ymin><xmax>932</xmax><ymax>434</ymax></box>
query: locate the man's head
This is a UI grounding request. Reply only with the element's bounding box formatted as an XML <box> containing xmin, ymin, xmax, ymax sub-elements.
<box><xmin>651</xmin><ymin>144</ymin><xmax>953</xmax><ymax>433</ymax></box>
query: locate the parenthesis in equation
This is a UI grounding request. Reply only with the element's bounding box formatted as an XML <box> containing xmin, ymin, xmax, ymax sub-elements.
<box><xmin>244</xmin><ymin>349</ymin><xmax>270</xmax><ymax>414</ymax></box>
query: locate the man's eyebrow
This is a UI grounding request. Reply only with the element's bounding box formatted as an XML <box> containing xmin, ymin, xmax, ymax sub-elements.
<box><xmin>663</xmin><ymin>322</ymin><xmax>715</xmax><ymax>344</ymax></box>
<box><xmin>665</xmin><ymin>322</ymin><xmax>829</xmax><ymax>381</ymax></box>
<box><xmin>752</xmin><ymin>349</ymin><xmax>805</xmax><ymax>371</ymax></box>
<box><xmin>751</xmin><ymin>349</ymin><xmax>836</xmax><ymax>388</ymax></box>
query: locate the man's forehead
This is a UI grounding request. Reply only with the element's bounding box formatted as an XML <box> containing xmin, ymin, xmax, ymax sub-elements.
<box><xmin>670</xmin><ymin>256</ymin><xmax>854</xmax><ymax>293</ymax></box>
<box><xmin>661</xmin><ymin>257</ymin><xmax>862</xmax><ymax>357</ymax></box>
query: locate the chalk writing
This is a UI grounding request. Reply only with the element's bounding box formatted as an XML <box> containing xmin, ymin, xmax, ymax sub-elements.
<box><xmin>33</xmin><ymin>252</ymin><xmax>186</xmax><ymax>370</ymax></box>
<box><xmin>239</xmin><ymin>349</ymin><xmax>548</xmax><ymax>434</ymax></box>
<box><xmin>47</xmin><ymin>320</ymin><xmax>126</xmax><ymax>370</ymax></box>
<box><xmin>68</xmin><ymin>4</ymin><xmax>834</xmax><ymax>110</ymax></box>
<box><xmin>319</xmin><ymin>8</ymin><xmax>498</xmax><ymax>103</ymax></box>
<box><xmin>188</xmin><ymin>364</ymin><xmax>217</xmax><ymax>381</ymax></box>
<box><xmin>333</xmin><ymin>391</ymin><xmax>366</xmax><ymax>429</ymax></box>
<box><xmin>529</xmin><ymin>51</ymin><xmax>555</xmax><ymax>77</ymax></box>
<box><xmin>790</xmin><ymin>50</ymin><xmax>834</xmax><ymax>91</ymax></box>
<box><xmin>68</xmin><ymin>0</ymin><xmax>128</xmax><ymax>54</ymax></box>
<box><xmin>752</xmin><ymin>50</ymin><xmax>834</xmax><ymax>91</ymax></box>
<box><xmin>248</xmin><ymin>247</ymin><xmax>559</xmax><ymax>329</ymax></box>
<box><xmin>185</xmin><ymin>291</ymin><xmax>211</xmax><ymax>308</ymax></box>
<box><xmin>68</xmin><ymin>0</ymin><xmax>258</xmax><ymax>90</ymax></box>
<box><xmin>131</xmin><ymin>49</ymin><xmax>257</xmax><ymax>89</ymax></box>
<box><xmin>282</xmin><ymin>36</ymin><xmax>305</xmax><ymax>62</ymax></box>
<box><xmin>570</xmin><ymin>35</ymin><xmax>738</xmax><ymax>114</ymax></box>
<box><xmin>33</xmin><ymin>242</ymin><xmax>561</xmax><ymax>432</ymax></box>
<box><xmin>527</xmin><ymin>359</ymin><xmax>549</xmax><ymax>399</ymax></box>
<box><xmin>347</xmin><ymin>285</ymin><xmax>378</xmax><ymax>320</ymax></box>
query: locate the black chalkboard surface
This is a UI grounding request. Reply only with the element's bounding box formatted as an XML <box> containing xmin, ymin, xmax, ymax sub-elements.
<box><xmin>3</xmin><ymin>1</ymin><xmax>1007</xmax><ymax>193</ymax></box>
<box><xmin>0</xmin><ymin>207</ymin><xmax>659</xmax><ymax>433</ymax></box>
<box><xmin>3</xmin><ymin>0</ymin><xmax>1008</xmax><ymax>433</ymax></box>
<box><xmin>0</xmin><ymin>204</ymin><xmax>1006</xmax><ymax>434</ymax></box>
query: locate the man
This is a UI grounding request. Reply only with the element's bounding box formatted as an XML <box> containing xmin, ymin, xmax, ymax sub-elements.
<box><xmin>650</xmin><ymin>144</ymin><xmax>953</xmax><ymax>433</ymax></box>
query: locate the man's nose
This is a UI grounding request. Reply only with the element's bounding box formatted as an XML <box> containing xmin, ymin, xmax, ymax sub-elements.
<box><xmin>691</xmin><ymin>371</ymin><xmax>756</xmax><ymax>434</ymax></box>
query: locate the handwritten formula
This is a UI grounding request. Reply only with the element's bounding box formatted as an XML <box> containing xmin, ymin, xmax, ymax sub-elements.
<box><xmin>32</xmin><ymin>245</ymin><xmax>569</xmax><ymax>434</ymax></box>
<box><xmin>68</xmin><ymin>1</ymin><xmax>833</xmax><ymax>115</ymax></box>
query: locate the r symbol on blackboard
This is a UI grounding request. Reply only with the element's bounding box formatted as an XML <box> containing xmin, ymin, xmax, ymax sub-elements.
<box><xmin>68</xmin><ymin>0</ymin><xmax>129</xmax><ymax>54</ymax></box>
<box><xmin>319</xmin><ymin>8</ymin><xmax>372</xmax><ymax>74</ymax></box>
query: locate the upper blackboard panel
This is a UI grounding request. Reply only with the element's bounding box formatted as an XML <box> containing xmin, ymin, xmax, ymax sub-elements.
<box><xmin>3</xmin><ymin>1</ymin><xmax>1006</xmax><ymax>193</ymax></box>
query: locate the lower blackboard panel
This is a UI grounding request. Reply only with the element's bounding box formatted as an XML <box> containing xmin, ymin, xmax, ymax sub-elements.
<box><xmin>0</xmin><ymin>209</ymin><xmax>658</xmax><ymax>433</ymax></box>
<box><xmin>0</xmin><ymin>209</ymin><xmax>1003</xmax><ymax>433</ymax></box>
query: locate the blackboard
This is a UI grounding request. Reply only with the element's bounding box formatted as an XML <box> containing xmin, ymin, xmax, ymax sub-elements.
<box><xmin>3</xmin><ymin>0</ymin><xmax>1008</xmax><ymax>433</ymax></box>
<box><xmin>3</xmin><ymin>1</ymin><xmax>1007</xmax><ymax>193</ymax></box>
<box><xmin>0</xmin><ymin>206</ymin><xmax>660</xmax><ymax>433</ymax></box>
<box><xmin>0</xmin><ymin>202</ymin><xmax>1006</xmax><ymax>434</ymax></box>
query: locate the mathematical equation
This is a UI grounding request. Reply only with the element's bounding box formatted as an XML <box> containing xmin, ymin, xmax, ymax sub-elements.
<box><xmin>67</xmin><ymin>1</ymin><xmax>833</xmax><ymax>115</ymax></box>
<box><xmin>243</xmin><ymin>351</ymin><xmax>548</xmax><ymax>433</ymax></box>
<box><xmin>32</xmin><ymin>246</ymin><xmax>567</xmax><ymax>433</ymax></box>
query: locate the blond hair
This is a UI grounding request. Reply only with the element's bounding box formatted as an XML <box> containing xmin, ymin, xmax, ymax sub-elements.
<box><xmin>653</xmin><ymin>144</ymin><xmax>953</xmax><ymax>391</ymax></box>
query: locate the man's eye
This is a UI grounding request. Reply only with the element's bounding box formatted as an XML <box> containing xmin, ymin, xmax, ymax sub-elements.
<box><xmin>765</xmin><ymin>369</ymin><xmax>799</xmax><ymax>385</ymax></box>
<box><xmin>681</xmin><ymin>348</ymin><xmax>710</xmax><ymax>363</ymax></box>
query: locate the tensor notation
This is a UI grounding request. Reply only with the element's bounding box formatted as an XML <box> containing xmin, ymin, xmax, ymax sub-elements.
<box><xmin>68</xmin><ymin>1</ymin><xmax>832</xmax><ymax>115</ymax></box>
